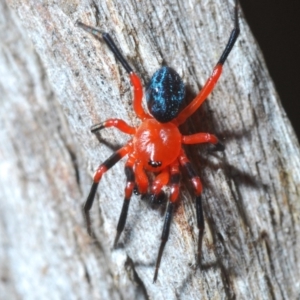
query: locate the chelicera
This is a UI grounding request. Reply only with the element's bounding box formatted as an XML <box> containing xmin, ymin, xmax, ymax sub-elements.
<box><xmin>77</xmin><ymin>0</ymin><xmax>239</xmax><ymax>282</ymax></box>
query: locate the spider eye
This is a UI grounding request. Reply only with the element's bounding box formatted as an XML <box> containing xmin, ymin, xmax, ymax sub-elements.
<box><xmin>148</xmin><ymin>160</ymin><xmax>162</xmax><ymax>168</ymax></box>
<box><xmin>146</xmin><ymin>66</ymin><xmax>185</xmax><ymax>123</ymax></box>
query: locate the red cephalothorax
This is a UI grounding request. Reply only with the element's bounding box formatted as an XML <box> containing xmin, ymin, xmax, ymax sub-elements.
<box><xmin>77</xmin><ymin>0</ymin><xmax>239</xmax><ymax>283</ymax></box>
<box><xmin>133</xmin><ymin>119</ymin><xmax>181</xmax><ymax>172</ymax></box>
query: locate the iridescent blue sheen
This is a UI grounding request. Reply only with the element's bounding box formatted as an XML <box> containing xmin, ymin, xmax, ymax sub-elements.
<box><xmin>146</xmin><ymin>66</ymin><xmax>185</xmax><ymax>123</ymax></box>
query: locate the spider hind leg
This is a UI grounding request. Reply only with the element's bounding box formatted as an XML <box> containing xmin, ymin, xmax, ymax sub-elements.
<box><xmin>153</xmin><ymin>161</ymin><xmax>180</xmax><ymax>282</ymax></box>
<box><xmin>83</xmin><ymin>144</ymin><xmax>131</xmax><ymax>236</ymax></box>
<box><xmin>179</xmin><ymin>152</ymin><xmax>204</xmax><ymax>266</ymax></box>
<box><xmin>114</xmin><ymin>155</ymin><xmax>136</xmax><ymax>247</ymax></box>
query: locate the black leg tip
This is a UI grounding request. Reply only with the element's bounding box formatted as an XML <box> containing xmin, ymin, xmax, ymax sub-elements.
<box><xmin>82</xmin><ymin>205</ymin><xmax>93</xmax><ymax>237</ymax></box>
<box><xmin>212</xmin><ymin>142</ymin><xmax>225</xmax><ymax>152</ymax></box>
<box><xmin>149</xmin><ymin>191</ymin><xmax>166</xmax><ymax>206</ymax></box>
<box><xmin>91</xmin><ymin>123</ymin><xmax>105</xmax><ymax>133</ymax></box>
<box><xmin>133</xmin><ymin>185</ymin><xmax>140</xmax><ymax>195</ymax></box>
<box><xmin>113</xmin><ymin>231</ymin><xmax>122</xmax><ymax>248</ymax></box>
<box><xmin>197</xmin><ymin>252</ymin><xmax>202</xmax><ymax>268</ymax></box>
<box><xmin>197</xmin><ymin>229</ymin><xmax>204</xmax><ymax>267</ymax></box>
<box><xmin>153</xmin><ymin>270</ymin><xmax>158</xmax><ymax>283</ymax></box>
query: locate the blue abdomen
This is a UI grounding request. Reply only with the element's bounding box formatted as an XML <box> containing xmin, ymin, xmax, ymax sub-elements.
<box><xmin>146</xmin><ymin>66</ymin><xmax>185</xmax><ymax>123</ymax></box>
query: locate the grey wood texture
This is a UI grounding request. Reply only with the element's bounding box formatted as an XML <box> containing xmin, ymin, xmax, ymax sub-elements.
<box><xmin>1</xmin><ymin>0</ymin><xmax>300</xmax><ymax>299</ymax></box>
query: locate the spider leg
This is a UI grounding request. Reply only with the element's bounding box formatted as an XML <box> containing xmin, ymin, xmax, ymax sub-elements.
<box><xmin>90</xmin><ymin>119</ymin><xmax>136</xmax><ymax>135</ymax></box>
<box><xmin>77</xmin><ymin>22</ymin><xmax>151</xmax><ymax>120</ymax></box>
<box><xmin>134</xmin><ymin>161</ymin><xmax>149</xmax><ymax>196</ymax></box>
<box><xmin>179</xmin><ymin>151</ymin><xmax>204</xmax><ymax>266</ymax></box>
<box><xmin>114</xmin><ymin>155</ymin><xmax>136</xmax><ymax>247</ymax></box>
<box><xmin>83</xmin><ymin>142</ymin><xmax>132</xmax><ymax>236</ymax></box>
<box><xmin>182</xmin><ymin>132</ymin><xmax>224</xmax><ymax>151</ymax></box>
<box><xmin>173</xmin><ymin>0</ymin><xmax>240</xmax><ymax>125</ymax></box>
<box><xmin>150</xmin><ymin>168</ymin><xmax>170</xmax><ymax>205</ymax></box>
<box><xmin>153</xmin><ymin>161</ymin><xmax>180</xmax><ymax>282</ymax></box>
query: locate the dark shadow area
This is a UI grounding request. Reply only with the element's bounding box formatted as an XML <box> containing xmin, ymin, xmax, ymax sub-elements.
<box><xmin>239</xmin><ymin>0</ymin><xmax>300</xmax><ymax>140</ymax></box>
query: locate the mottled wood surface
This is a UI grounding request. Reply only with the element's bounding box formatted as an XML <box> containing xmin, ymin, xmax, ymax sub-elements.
<box><xmin>1</xmin><ymin>0</ymin><xmax>300</xmax><ymax>299</ymax></box>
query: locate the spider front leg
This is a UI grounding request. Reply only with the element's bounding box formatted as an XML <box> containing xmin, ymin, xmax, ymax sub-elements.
<box><xmin>179</xmin><ymin>152</ymin><xmax>204</xmax><ymax>266</ymax></box>
<box><xmin>77</xmin><ymin>22</ymin><xmax>151</xmax><ymax>120</ymax></box>
<box><xmin>153</xmin><ymin>161</ymin><xmax>180</xmax><ymax>282</ymax></box>
<box><xmin>174</xmin><ymin>0</ymin><xmax>240</xmax><ymax>125</ymax></box>
<box><xmin>83</xmin><ymin>143</ymin><xmax>132</xmax><ymax>235</ymax></box>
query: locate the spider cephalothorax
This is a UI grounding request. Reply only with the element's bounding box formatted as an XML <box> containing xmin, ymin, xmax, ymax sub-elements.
<box><xmin>77</xmin><ymin>0</ymin><xmax>239</xmax><ymax>283</ymax></box>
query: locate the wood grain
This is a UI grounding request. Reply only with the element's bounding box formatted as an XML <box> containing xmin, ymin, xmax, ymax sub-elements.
<box><xmin>1</xmin><ymin>0</ymin><xmax>300</xmax><ymax>299</ymax></box>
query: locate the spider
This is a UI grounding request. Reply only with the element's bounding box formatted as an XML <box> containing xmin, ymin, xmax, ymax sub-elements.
<box><xmin>77</xmin><ymin>0</ymin><xmax>239</xmax><ymax>282</ymax></box>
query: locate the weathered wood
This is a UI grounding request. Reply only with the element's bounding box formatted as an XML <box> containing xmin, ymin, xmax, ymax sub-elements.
<box><xmin>1</xmin><ymin>0</ymin><xmax>300</xmax><ymax>299</ymax></box>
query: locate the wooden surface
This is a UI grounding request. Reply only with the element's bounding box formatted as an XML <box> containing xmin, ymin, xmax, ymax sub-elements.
<box><xmin>1</xmin><ymin>0</ymin><xmax>300</xmax><ymax>299</ymax></box>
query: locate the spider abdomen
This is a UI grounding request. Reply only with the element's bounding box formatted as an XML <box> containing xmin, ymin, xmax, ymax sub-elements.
<box><xmin>146</xmin><ymin>66</ymin><xmax>185</xmax><ymax>123</ymax></box>
<box><xmin>133</xmin><ymin>119</ymin><xmax>181</xmax><ymax>172</ymax></box>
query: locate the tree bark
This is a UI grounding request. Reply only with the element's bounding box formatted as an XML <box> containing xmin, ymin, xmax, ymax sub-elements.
<box><xmin>1</xmin><ymin>0</ymin><xmax>300</xmax><ymax>299</ymax></box>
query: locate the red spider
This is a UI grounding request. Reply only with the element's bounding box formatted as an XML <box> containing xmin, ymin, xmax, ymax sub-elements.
<box><xmin>77</xmin><ymin>0</ymin><xmax>239</xmax><ymax>282</ymax></box>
